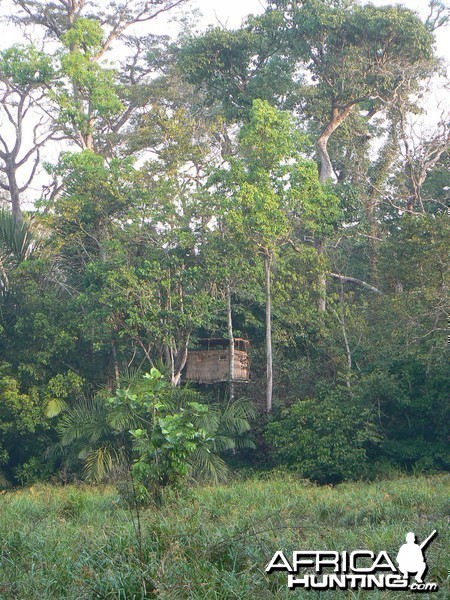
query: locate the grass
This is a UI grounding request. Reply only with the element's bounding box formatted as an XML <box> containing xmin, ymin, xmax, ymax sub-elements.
<box><xmin>0</xmin><ymin>473</ymin><xmax>448</xmax><ymax>598</ymax></box>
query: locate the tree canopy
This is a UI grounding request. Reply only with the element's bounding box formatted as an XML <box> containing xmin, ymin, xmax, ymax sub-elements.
<box><xmin>0</xmin><ymin>0</ymin><xmax>448</xmax><ymax>488</ymax></box>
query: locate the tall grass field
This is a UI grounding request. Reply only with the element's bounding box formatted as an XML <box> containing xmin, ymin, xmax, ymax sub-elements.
<box><xmin>0</xmin><ymin>474</ymin><xmax>448</xmax><ymax>598</ymax></box>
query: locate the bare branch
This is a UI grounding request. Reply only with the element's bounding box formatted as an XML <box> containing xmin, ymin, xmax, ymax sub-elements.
<box><xmin>19</xmin><ymin>149</ymin><xmax>40</xmax><ymax>193</ymax></box>
<box><xmin>328</xmin><ymin>272</ymin><xmax>383</xmax><ymax>294</ymax></box>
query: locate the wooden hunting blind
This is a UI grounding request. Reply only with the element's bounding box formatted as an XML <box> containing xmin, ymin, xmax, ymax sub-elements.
<box><xmin>184</xmin><ymin>338</ymin><xmax>250</xmax><ymax>384</ymax></box>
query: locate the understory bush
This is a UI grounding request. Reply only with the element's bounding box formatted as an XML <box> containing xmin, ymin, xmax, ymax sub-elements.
<box><xmin>264</xmin><ymin>386</ymin><xmax>379</xmax><ymax>483</ymax></box>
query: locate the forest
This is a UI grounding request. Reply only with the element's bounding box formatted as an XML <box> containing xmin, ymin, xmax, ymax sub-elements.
<box><xmin>0</xmin><ymin>0</ymin><xmax>448</xmax><ymax>496</ymax></box>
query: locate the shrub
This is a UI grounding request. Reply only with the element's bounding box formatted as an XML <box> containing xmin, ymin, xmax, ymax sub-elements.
<box><xmin>264</xmin><ymin>386</ymin><xmax>379</xmax><ymax>483</ymax></box>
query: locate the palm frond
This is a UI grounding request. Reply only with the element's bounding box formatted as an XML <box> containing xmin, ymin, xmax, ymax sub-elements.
<box><xmin>210</xmin><ymin>434</ymin><xmax>236</xmax><ymax>453</ymax></box>
<box><xmin>108</xmin><ymin>404</ymin><xmax>140</xmax><ymax>431</ymax></box>
<box><xmin>0</xmin><ymin>210</ymin><xmax>36</xmax><ymax>262</ymax></box>
<box><xmin>57</xmin><ymin>397</ymin><xmax>111</xmax><ymax>446</ymax></box>
<box><xmin>0</xmin><ymin>210</ymin><xmax>36</xmax><ymax>298</ymax></box>
<box><xmin>190</xmin><ymin>446</ymin><xmax>229</xmax><ymax>484</ymax></box>
<box><xmin>164</xmin><ymin>385</ymin><xmax>202</xmax><ymax>410</ymax></box>
<box><xmin>44</xmin><ymin>441</ymin><xmax>66</xmax><ymax>461</ymax></box>
<box><xmin>83</xmin><ymin>445</ymin><xmax>122</xmax><ymax>482</ymax></box>
<box><xmin>233</xmin><ymin>437</ymin><xmax>256</xmax><ymax>450</ymax></box>
<box><xmin>120</xmin><ymin>366</ymin><xmax>146</xmax><ymax>389</ymax></box>
<box><xmin>220</xmin><ymin>397</ymin><xmax>258</xmax><ymax>437</ymax></box>
<box><xmin>45</xmin><ymin>397</ymin><xmax>69</xmax><ymax>418</ymax></box>
<box><xmin>191</xmin><ymin>402</ymin><xmax>221</xmax><ymax>434</ymax></box>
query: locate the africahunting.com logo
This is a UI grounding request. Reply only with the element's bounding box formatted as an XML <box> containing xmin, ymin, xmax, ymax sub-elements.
<box><xmin>266</xmin><ymin>530</ymin><xmax>439</xmax><ymax>592</ymax></box>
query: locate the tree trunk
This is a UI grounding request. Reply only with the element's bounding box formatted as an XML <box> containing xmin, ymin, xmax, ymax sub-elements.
<box><xmin>315</xmin><ymin>237</ymin><xmax>327</xmax><ymax>313</ymax></box>
<box><xmin>172</xmin><ymin>334</ymin><xmax>190</xmax><ymax>386</ymax></box>
<box><xmin>317</xmin><ymin>136</ymin><xmax>335</xmax><ymax>184</ymax></box>
<box><xmin>164</xmin><ymin>345</ymin><xmax>174</xmax><ymax>380</ymax></box>
<box><xmin>317</xmin><ymin>105</ymin><xmax>355</xmax><ymax>184</ymax></box>
<box><xmin>315</xmin><ymin>106</ymin><xmax>355</xmax><ymax>313</ymax></box>
<box><xmin>111</xmin><ymin>342</ymin><xmax>120</xmax><ymax>385</ymax></box>
<box><xmin>264</xmin><ymin>252</ymin><xmax>273</xmax><ymax>413</ymax></box>
<box><xmin>366</xmin><ymin>128</ymin><xmax>397</xmax><ymax>283</ymax></box>
<box><xmin>226</xmin><ymin>279</ymin><xmax>235</xmax><ymax>402</ymax></box>
<box><xmin>366</xmin><ymin>201</ymin><xmax>379</xmax><ymax>282</ymax></box>
<box><xmin>6</xmin><ymin>165</ymin><xmax>22</xmax><ymax>221</ymax></box>
<box><xmin>339</xmin><ymin>284</ymin><xmax>353</xmax><ymax>397</ymax></box>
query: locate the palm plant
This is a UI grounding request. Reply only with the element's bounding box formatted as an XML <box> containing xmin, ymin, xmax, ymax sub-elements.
<box><xmin>0</xmin><ymin>209</ymin><xmax>36</xmax><ymax>300</ymax></box>
<box><xmin>167</xmin><ymin>386</ymin><xmax>257</xmax><ymax>483</ymax></box>
<box><xmin>53</xmin><ymin>369</ymin><xmax>258</xmax><ymax>486</ymax></box>
<box><xmin>56</xmin><ymin>396</ymin><xmax>135</xmax><ymax>481</ymax></box>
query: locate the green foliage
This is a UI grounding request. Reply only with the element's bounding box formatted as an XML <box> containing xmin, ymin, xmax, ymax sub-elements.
<box><xmin>45</xmin><ymin>371</ymin><xmax>85</xmax><ymax>418</ymax></box>
<box><xmin>61</xmin><ymin>18</ymin><xmax>104</xmax><ymax>53</ymax></box>
<box><xmin>179</xmin><ymin>17</ymin><xmax>296</xmax><ymax>120</ymax></box>
<box><xmin>47</xmin><ymin>150</ymin><xmax>133</xmax><ymax>229</ymax></box>
<box><xmin>272</xmin><ymin>0</ymin><xmax>435</xmax><ymax>108</ymax></box>
<box><xmin>0</xmin><ymin>364</ymin><xmax>49</xmax><ymax>482</ymax></box>
<box><xmin>0</xmin><ymin>210</ymin><xmax>36</xmax><ymax>301</ymax></box>
<box><xmin>379</xmin><ymin>213</ymin><xmax>448</xmax><ymax>291</ymax></box>
<box><xmin>265</xmin><ymin>386</ymin><xmax>379</xmax><ymax>483</ymax></box>
<box><xmin>214</xmin><ymin>99</ymin><xmax>340</xmax><ymax>253</ymax></box>
<box><xmin>0</xmin><ymin>0</ymin><xmax>447</xmax><ymax>488</ymax></box>
<box><xmin>181</xmin><ymin>0</ymin><xmax>435</xmax><ymax>134</ymax></box>
<box><xmin>131</xmin><ymin>397</ymin><xmax>214</xmax><ymax>501</ymax></box>
<box><xmin>0</xmin><ymin>45</ymin><xmax>54</xmax><ymax>87</ymax></box>
<box><xmin>356</xmin><ymin>359</ymin><xmax>449</xmax><ymax>473</ymax></box>
<box><xmin>54</xmin><ymin>18</ymin><xmax>123</xmax><ymax>144</ymax></box>
<box><xmin>14</xmin><ymin>456</ymin><xmax>53</xmax><ymax>486</ymax></box>
<box><xmin>56</xmin><ymin>370</ymin><xmax>257</xmax><ymax>501</ymax></box>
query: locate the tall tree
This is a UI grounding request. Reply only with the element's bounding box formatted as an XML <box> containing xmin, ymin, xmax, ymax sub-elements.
<box><xmin>8</xmin><ymin>0</ymin><xmax>191</xmax><ymax>155</ymax></box>
<box><xmin>0</xmin><ymin>45</ymin><xmax>56</xmax><ymax>219</ymax></box>
<box><xmin>179</xmin><ymin>16</ymin><xmax>298</xmax><ymax>122</ymax></box>
<box><xmin>267</xmin><ymin>0</ymin><xmax>436</xmax><ymax>183</ymax></box>
<box><xmin>212</xmin><ymin>100</ymin><xmax>338</xmax><ymax>411</ymax></box>
<box><xmin>56</xmin><ymin>18</ymin><xmax>124</xmax><ymax>150</ymax></box>
<box><xmin>179</xmin><ymin>1</ymin><xmax>437</xmax><ymax>312</ymax></box>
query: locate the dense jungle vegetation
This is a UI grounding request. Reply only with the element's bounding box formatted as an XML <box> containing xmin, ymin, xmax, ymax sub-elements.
<box><xmin>0</xmin><ymin>0</ymin><xmax>448</xmax><ymax>495</ymax></box>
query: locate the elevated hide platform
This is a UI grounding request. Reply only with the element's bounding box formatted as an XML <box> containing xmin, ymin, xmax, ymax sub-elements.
<box><xmin>184</xmin><ymin>338</ymin><xmax>250</xmax><ymax>384</ymax></box>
